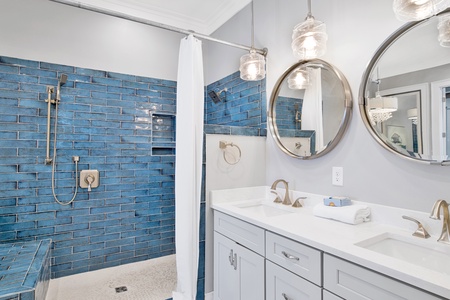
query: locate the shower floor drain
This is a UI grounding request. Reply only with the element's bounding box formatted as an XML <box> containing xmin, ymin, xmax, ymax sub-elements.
<box><xmin>115</xmin><ymin>286</ymin><xmax>128</xmax><ymax>293</ymax></box>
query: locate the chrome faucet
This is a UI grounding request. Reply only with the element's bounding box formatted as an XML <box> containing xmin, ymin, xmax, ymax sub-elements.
<box><xmin>429</xmin><ymin>199</ymin><xmax>450</xmax><ymax>244</ymax></box>
<box><xmin>270</xmin><ymin>179</ymin><xmax>291</xmax><ymax>205</ymax></box>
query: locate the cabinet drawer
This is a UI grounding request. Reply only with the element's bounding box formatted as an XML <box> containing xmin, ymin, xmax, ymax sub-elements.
<box><xmin>266</xmin><ymin>231</ymin><xmax>322</xmax><ymax>285</ymax></box>
<box><xmin>324</xmin><ymin>254</ymin><xmax>443</xmax><ymax>300</ymax></box>
<box><xmin>323</xmin><ymin>290</ymin><xmax>343</xmax><ymax>300</ymax></box>
<box><xmin>214</xmin><ymin>211</ymin><xmax>265</xmax><ymax>255</ymax></box>
<box><xmin>266</xmin><ymin>260</ymin><xmax>322</xmax><ymax>300</ymax></box>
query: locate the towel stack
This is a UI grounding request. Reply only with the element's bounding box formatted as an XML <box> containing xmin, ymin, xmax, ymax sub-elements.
<box><xmin>313</xmin><ymin>202</ymin><xmax>371</xmax><ymax>225</ymax></box>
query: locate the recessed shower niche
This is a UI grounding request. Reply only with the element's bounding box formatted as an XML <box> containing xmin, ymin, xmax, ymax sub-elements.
<box><xmin>152</xmin><ymin>113</ymin><xmax>176</xmax><ymax>156</ymax></box>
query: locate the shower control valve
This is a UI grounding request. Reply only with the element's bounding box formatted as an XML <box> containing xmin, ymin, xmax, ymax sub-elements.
<box><xmin>80</xmin><ymin>170</ymin><xmax>99</xmax><ymax>192</ymax></box>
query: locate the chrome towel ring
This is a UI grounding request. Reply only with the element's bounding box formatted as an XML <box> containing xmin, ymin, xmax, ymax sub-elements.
<box><xmin>219</xmin><ymin>140</ymin><xmax>242</xmax><ymax>165</ymax></box>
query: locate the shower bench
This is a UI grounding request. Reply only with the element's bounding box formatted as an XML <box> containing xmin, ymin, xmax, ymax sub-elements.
<box><xmin>0</xmin><ymin>239</ymin><xmax>51</xmax><ymax>300</ymax></box>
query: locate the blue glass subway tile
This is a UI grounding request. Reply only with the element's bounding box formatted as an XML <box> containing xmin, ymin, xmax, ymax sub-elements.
<box><xmin>0</xmin><ymin>73</ymin><xmax>38</xmax><ymax>84</ymax></box>
<box><xmin>74</xmin><ymin>82</ymin><xmax>107</xmax><ymax>92</ymax></box>
<box><xmin>0</xmin><ymin>81</ymin><xmax>19</xmax><ymax>90</ymax></box>
<box><xmin>135</xmin><ymin>77</ymin><xmax>160</xmax><ymax>84</ymax></box>
<box><xmin>40</xmin><ymin>62</ymin><xmax>74</xmax><ymax>73</ymax></box>
<box><xmin>53</xmin><ymin>237</ymin><xmax>89</xmax><ymax>249</ymax></box>
<box><xmin>0</xmin><ymin>64</ymin><xmax>19</xmax><ymax>74</ymax></box>
<box><xmin>91</xmin><ymin>91</ymin><xmax>121</xmax><ymax>100</ymax></box>
<box><xmin>17</xmin><ymin>212</ymin><xmax>55</xmax><ymax>222</ymax></box>
<box><xmin>106</xmin><ymin>114</ymin><xmax>135</xmax><ymax>123</ymax></box>
<box><xmin>17</xmin><ymin>227</ymin><xmax>54</xmax><ymax>239</ymax></box>
<box><xmin>107</xmin><ymin>86</ymin><xmax>135</xmax><ymax>95</ymax></box>
<box><xmin>75</xmin><ymin>67</ymin><xmax>106</xmax><ymax>77</ymax></box>
<box><xmin>122</xmin><ymin>80</ymin><xmax>148</xmax><ymax>89</ymax></box>
<box><xmin>92</xmin><ymin>77</ymin><xmax>121</xmax><ymax>87</ymax></box>
<box><xmin>0</xmin><ymin>56</ymin><xmax>39</xmax><ymax>68</ymax></box>
<box><xmin>19</xmin><ymin>67</ymin><xmax>56</xmax><ymax>79</ymax></box>
<box><xmin>107</xmin><ymin>72</ymin><xmax>136</xmax><ymax>82</ymax></box>
<box><xmin>230</xmin><ymin>126</ymin><xmax>261</xmax><ymax>136</ymax></box>
<box><xmin>0</xmin><ymin>90</ymin><xmax>38</xmax><ymax>100</ymax></box>
<box><xmin>137</xmin><ymin>89</ymin><xmax>160</xmax><ymax>97</ymax></box>
<box><xmin>105</xmin><ymin>237</ymin><xmax>135</xmax><ymax>248</ymax></box>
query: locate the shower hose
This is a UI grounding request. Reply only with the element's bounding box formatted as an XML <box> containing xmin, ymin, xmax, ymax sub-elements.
<box><xmin>51</xmin><ymin>100</ymin><xmax>79</xmax><ymax>205</ymax></box>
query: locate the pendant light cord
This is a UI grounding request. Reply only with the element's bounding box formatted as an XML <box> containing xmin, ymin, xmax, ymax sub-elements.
<box><xmin>307</xmin><ymin>0</ymin><xmax>312</xmax><ymax>18</ymax></box>
<box><xmin>251</xmin><ymin>1</ymin><xmax>255</xmax><ymax>48</ymax></box>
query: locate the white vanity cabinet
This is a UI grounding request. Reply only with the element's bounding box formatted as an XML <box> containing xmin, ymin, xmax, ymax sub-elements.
<box><xmin>323</xmin><ymin>254</ymin><xmax>444</xmax><ymax>300</ymax></box>
<box><xmin>214</xmin><ymin>212</ymin><xmax>265</xmax><ymax>300</ymax></box>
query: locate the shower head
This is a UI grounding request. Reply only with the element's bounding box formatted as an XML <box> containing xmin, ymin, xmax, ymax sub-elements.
<box><xmin>208</xmin><ymin>88</ymin><xmax>227</xmax><ymax>104</ymax></box>
<box><xmin>56</xmin><ymin>74</ymin><xmax>68</xmax><ymax>102</ymax></box>
<box><xmin>59</xmin><ymin>74</ymin><xmax>68</xmax><ymax>86</ymax></box>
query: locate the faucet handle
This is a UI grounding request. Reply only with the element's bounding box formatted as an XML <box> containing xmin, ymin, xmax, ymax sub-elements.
<box><xmin>271</xmin><ymin>190</ymin><xmax>282</xmax><ymax>203</ymax></box>
<box><xmin>402</xmin><ymin>215</ymin><xmax>430</xmax><ymax>239</ymax></box>
<box><xmin>292</xmin><ymin>197</ymin><xmax>306</xmax><ymax>208</ymax></box>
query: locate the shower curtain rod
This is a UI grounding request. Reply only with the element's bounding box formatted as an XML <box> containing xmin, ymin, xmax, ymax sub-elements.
<box><xmin>49</xmin><ymin>0</ymin><xmax>268</xmax><ymax>56</ymax></box>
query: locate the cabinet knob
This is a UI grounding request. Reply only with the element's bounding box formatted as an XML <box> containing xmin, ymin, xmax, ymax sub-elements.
<box><xmin>282</xmin><ymin>293</ymin><xmax>291</xmax><ymax>300</ymax></box>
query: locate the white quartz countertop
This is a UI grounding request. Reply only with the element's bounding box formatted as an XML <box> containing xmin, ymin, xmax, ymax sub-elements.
<box><xmin>210</xmin><ymin>186</ymin><xmax>450</xmax><ymax>299</ymax></box>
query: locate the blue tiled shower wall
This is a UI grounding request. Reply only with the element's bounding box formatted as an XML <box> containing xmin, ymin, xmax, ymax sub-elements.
<box><xmin>0</xmin><ymin>55</ymin><xmax>266</xmax><ymax>300</ymax></box>
<box><xmin>0</xmin><ymin>56</ymin><xmax>177</xmax><ymax>279</ymax></box>
<box><xmin>205</xmin><ymin>71</ymin><xmax>267</xmax><ymax>137</ymax></box>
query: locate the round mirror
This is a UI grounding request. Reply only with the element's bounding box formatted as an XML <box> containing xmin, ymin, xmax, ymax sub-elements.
<box><xmin>359</xmin><ymin>9</ymin><xmax>450</xmax><ymax>165</ymax></box>
<box><xmin>268</xmin><ymin>59</ymin><xmax>352</xmax><ymax>159</ymax></box>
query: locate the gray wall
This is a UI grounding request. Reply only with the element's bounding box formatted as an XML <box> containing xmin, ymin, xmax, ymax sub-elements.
<box><xmin>209</xmin><ymin>0</ymin><xmax>450</xmax><ymax>213</ymax></box>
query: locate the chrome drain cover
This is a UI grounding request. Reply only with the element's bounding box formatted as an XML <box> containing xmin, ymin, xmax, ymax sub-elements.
<box><xmin>115</xmin><ymin>286</ymin><xmax>128</xmax><ymax>293</ymax></box>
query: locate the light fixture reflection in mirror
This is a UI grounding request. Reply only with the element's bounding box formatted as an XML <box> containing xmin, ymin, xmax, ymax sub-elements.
<box><xmin>359</xmin><ymin>9</ymin><xmax>450</xmax><ymax>164</ymax></box>
<box><xmin>393</xmin><ymin>0</ymin><xmax>450</xmax><ymax>21</ymax></box>
<box><xmin>269</xmin><ymin>59</ymin><xmax>352</xmax><ymax>159</ymax></box>
<box><xmin>288</xmin><ymin>68</ymin><xmax>310</xmax><ymax>89</ymax></box>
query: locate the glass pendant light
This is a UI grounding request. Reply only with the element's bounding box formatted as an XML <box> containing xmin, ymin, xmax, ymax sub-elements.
<box><xmin>288</xmin><ymin>67</ymin><xmax>311</xmax><ymax>89</ymax></box>
<box><xmin>438</xmin><ymin>13</ymin><xmax>450</xmax><ymax>47</ymax></box>
<box><xmin>240</xmin><ymin>1</ymin><xmax>266</xmax><ymax>81</ymax></box>
<box><xmin>393</xmin><ymin>0</ymin><xmax>450</xmax><ymax>21</ymax></box>
<box><xmin>291</xmin><ymin>0</ymin><xmax>328</xmax><ymax>60</ymax></box>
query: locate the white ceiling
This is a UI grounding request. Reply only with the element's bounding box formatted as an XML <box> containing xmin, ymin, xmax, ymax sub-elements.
<box><xmin>69</xmin><ymin>0</ymin><xmax>251</xmax><ymax>35</ymax></box>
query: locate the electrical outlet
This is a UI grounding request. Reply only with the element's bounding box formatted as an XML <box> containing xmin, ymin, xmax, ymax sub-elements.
<box><xmin>332</xmin><ymin>167</ymin><xmax>343</xmax><ymax>186</ymax></box>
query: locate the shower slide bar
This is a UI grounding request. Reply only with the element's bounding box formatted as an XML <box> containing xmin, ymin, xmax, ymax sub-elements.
<box><xmin>49</xmin><ymin>0</ymin><xmax>268</xmax><ymax>56</ymax></box>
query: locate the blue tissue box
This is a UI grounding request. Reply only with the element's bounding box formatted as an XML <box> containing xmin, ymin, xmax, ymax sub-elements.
<box><xmin>323</xmin><ymin>197</ymin><xmax>351</xmax><ymax>207</ymax></box>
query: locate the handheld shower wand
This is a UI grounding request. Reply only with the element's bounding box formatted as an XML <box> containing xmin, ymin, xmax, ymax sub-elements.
<box><xmin>45</xmin><ymin>74</ymin><xmax>79</xmax><ymax>205</ymax></box>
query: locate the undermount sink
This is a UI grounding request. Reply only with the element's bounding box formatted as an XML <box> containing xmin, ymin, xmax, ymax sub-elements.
<box><xmin>355</xmin><ymin>232</ymin><xmax>450</xmax><ymax>275</ymax></box>
<box><xmin>234</xmin><ymin>202</ymin><xmax>293</xmax><ymax>217</ymax></box>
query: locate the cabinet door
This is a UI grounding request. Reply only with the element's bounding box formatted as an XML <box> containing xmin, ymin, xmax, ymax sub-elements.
<box><xmin>214</xmin><ymin>232</ymin><xmax>240</xmax><ymax>300</ymax></box>
<box><xmin>266</xmin><ymin>260</ymin><xmax>322</xmax><ymax>300</ymax></box>
<box><xmin>214</xmin><ymin>232</ymin><xmax>265</xmax><ymax>300</ymax></box>
<box><xmin>238</xmin><ymin>238</ymin><xmax>265</xmax><ymax>300</ymax></box>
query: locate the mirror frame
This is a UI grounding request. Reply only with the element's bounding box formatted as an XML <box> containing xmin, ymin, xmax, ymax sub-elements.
<box><xmin>268</xmin><ymin>59</ymin><xmax>353</xmax><ymax>159</ymax></box>
<box><xmin>358</xmin><ymin>9</ymin><xmax>450</xmax><ymax>165</ymax></box>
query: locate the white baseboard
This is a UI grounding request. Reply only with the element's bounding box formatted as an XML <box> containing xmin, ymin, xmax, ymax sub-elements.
<box><xmin>205</xmin><ymin>292</ymin><xmax>214</xmax><ymax>300</ymax></box>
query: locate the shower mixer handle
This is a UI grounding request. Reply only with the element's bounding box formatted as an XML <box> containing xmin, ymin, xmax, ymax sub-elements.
<box><xmin>85</xmin><ymin>175</ymin><xmax>95</xmax><ymax>192</ymax></box>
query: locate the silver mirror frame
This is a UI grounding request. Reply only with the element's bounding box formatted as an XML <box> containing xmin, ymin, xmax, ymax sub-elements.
<box><xmin>358</xmin><ymin>9</ymin><xmax>450</xmax><ymax>166</ymax></box>
<box><xmin>268</xmin><ymin>59</ymin><xmax>353</xmax><ymax>159</ymax></box>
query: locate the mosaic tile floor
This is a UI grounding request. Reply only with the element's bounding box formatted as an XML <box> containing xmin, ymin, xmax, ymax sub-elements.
<box><xmin>46</xmin><ymin>254</ymin><xmax>176</xmax><ymax>300</ymax></box>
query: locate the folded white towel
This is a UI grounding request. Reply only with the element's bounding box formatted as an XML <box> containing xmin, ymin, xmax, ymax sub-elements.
<box><xmin>313</xmin><ymin>203</ymin><xmax>371</xmax><ymax>225</ymax></box>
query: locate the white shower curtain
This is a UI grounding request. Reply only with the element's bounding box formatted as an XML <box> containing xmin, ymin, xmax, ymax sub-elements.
<box><xmin>172</xmin><ymin>35</ymin><xmax>204</xmax><ymax>300</ymax></box>
<box><xmin>302</xmin><ymin>68</ymin><xmax>324</xmax><ymax>152</ymax></box>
